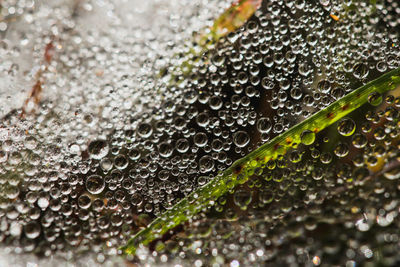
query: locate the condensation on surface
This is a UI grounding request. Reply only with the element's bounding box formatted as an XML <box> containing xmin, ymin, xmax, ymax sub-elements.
<box><xmin>1</xmin><ymin>0</ymin><xmax>400</xmax><ymax>266</ymax></box>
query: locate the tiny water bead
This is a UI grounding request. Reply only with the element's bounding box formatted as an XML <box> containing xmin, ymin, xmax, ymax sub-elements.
<box><xmin>233</xmin><ymin>131</ymin><xmax>250</xmax><ymax>148</ymax></box>
<box><xmin>337</xmin><ymin>118</ymin><xmax>356</xmax><ymax>136</ymax></box>
<box><xmin>136</xmin><ymin>122</ymin><xmax>153</xmax><ymax>138</ymax></box>
<box><xmin>256</xmin><ymin>117</ymin><xmax>272</xmax><ymax>133</ymax></box>
<box><xmin>288</xmin><ymin>150</ymin><xmax>302</xmax><ymax>163</ymax></box>
<box><xmin>352</xmin><ymin>133</ymin><xmax>368</xmax><ymax>148</ymax></box>
<box><xmin>85</xmin><ymin>175</ymin><xmax>105</xmax><ymax>195</ymax></box>
<box><xmin>334</xmin><ymin>143</ymin><xmax>350</xmax><ymax>158</ymax></box>
<box><xmin>317</xmin><ymin>80</ymin><xmax>331</xmax><ymax>94</ymax></box>
<box><xmin>233</xmin><ymin>189</ymin><xmax>252</xmax><ymax>210</ymax></box>
<box><xmin>77</xmin><ymin>195</ymin><xmax>91</xmax><ymax>209</ymax></box>
<box><xmin>193</xmin><ymin>132</ymin><xmax>208</xmax><ymax>147</ymax></box>
<box><xmin>88</xmin><ymin>139</ymin><xmax>109</xmax><ymax>160</ymax></box>
<box><xmin>353</xmin><ymin>63</ymin><xmax>369</xmax><ymax>79</ymax></box>
<box><xmin>300</xmin><ymin>130</ymin><xmax>315</xmax><ymax>145</ymax></box>
<box><xmin>158</xmin><ymin>142</ymin><xmax>174</xmax><ymax>158</ymax></box>
<box><xmin>24</xmin><ymin>222</ymin><xmax>41</xmax><ymax>239</ymax></box>
<box><xmin>199</xmin><ymin>155</ymin><xmax>214</xmax><ymax>173</ymax></box>
<box><xmin>176</xmin><ymin>138</ymin><xmax>190</xmax><ymax>153</ymax></box>
<box><xmin>368</xmin><ymin>92</ymin><xmax>383</xmax><ymax>106</ymax></box>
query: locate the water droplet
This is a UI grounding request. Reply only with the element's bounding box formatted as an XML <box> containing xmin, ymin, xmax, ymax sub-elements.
<box><xmin>289</xmin><ymin>150</ymin><xmax>302</xmax><ymax>163</ymax></box>
<box><xmin>85</xmin><ymin>175</ymin><xmax>105</xmax><ymax>195</ymax></box>
<box><xmin>368</xmin><ymin>92</ymin><xmax>382</xmax><ymax>106</ymax></box>
<box><xmin>337</xmin><ymin>118</ymin><xmax>356</xmax><ymax>136</ymax></box>
<box><xmin>334</xmin><ymin>143</ymin><xmax>349</xmax><ymax>158</ymax></box>
<box><xmin>194</xmin><ymin>132</ymin><xmax>208</xmax><ymax>148</ymax></box>
<box><xmin>317</xmin><ymin>80</ymin><xmax>331</xmax><ymax>94</ymax></box>
<box><xmin>300</xmin><ymin>130</ymin><xmax>315</xmax><ymax>145</ymax></box>
<box><xmin>233</xmin><ymin>189</ymin><xmax>252</xmax><ymax>210</ymax></box>
<box><xmin>353</xmin><ymin>63</ymin><xmax>369</xmax><ymax>79</ymax></box>
<box><xmin>88</xmin><ymin>139</ymin><xmax>109</xmax><ymax>160</ymax></box>
<box><xmin>176</xmin><ymin>138</ymin><xmax>189</xmax><ymax>153</ymax></box>
<box><xmin>78</xmin><ymin>195</ymin><xmax>92</xmax><ymax>209</ymax></box>
<box><xmin>137</xmin><ymin>122</ymin><xmax>153</xmax><ymax>138</ymax></box>
<box><xmin>256</xmin><ymin>117</ymin><xmax>272</xmax><ymax>133</ymax></box>
<box><xmin>233</xmin><ymin>131</ymin><xmax>250</xmax><ymax>148</ymax></box>
<box><xmin>158</xmin><ymin>142</ymin><xmax>173</xmax><ymax>158</ymax></box>
<box><xmin>199</xmin><ymin>155</ymin><xmax>214</xmax><ymax>173</ymax></box>
<box><xmin>24</xmin><ymin>222</ymin><xmax>41</xmax><ymax>239</ymax></box>
<box><xmin>352</xmin><ymin>133</ymin><xmax>367</xmax><ymax>148</ymax></box>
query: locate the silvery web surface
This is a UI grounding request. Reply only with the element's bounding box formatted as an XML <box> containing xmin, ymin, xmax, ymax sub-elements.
<box><xmin>1</xmin><ymin>0</ymin><xmax>400</xmax><ymax>266</ymax></box>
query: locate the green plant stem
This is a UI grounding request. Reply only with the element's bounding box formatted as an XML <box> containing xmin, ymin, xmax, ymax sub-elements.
<box><xmin>121</xmin><ymin>68</ymin><xmax>400</xmax><ymax>256</ymax></box>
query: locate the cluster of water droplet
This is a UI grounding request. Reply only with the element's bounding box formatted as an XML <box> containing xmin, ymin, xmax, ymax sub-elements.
<box><xmin>134</xmin><ymin>90</ymin><xmax>400</xmax><ymax>266</ymax></box>
<box><xmin>0</xmin><ymin>0</ymin><xmax>235</xmax><ymax>264</ymax></box>
<box><xmin>0</xmin><ymin>0</ymin><xmax>400</xmax><ymax>265</ymax></box>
